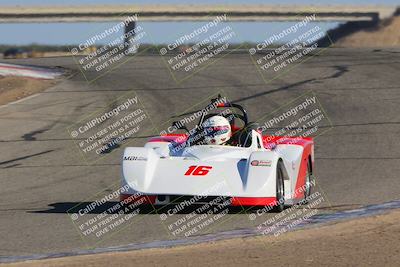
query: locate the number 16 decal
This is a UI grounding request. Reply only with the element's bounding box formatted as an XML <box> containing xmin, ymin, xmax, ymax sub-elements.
<box><xmin>184</xmin><ymin>165</ymin><xmax>212</xmax><ymax>176</ymax></box>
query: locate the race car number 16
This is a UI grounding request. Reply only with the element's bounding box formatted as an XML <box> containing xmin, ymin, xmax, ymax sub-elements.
<box><xmin>184</xmin><ymin>165</ymin><xmax>212</xmax><ymax>176</ymax></box>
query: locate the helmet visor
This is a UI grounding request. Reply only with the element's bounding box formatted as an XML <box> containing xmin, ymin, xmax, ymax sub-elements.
<box><xmin>204</xmin><ymin>125</ymin><xmax>230</xmax><ymax>136</ymax></box>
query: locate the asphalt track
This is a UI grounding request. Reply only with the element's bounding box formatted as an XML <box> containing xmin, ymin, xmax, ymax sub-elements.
<box><xmin>0</xmin><ymin>48</ymin><xmax>400</xmax><ymax>257</ymax></box>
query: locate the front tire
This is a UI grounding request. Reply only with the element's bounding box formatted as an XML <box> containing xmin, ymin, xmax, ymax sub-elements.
<box><xmin>274</xmin><ymin>161</ymin><xmax>285</xmax><ymax>212</ymax></box>
<box><xmin>303</xmin><ymin>159</ymin><xmax>313</xmax><ymax>203</ymax></box>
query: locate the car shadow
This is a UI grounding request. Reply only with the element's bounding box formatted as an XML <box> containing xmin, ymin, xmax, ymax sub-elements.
<box><xmin>31</xmin><ymin>202</ymin><xmax>274</xmax><ymax>215</ymax></box>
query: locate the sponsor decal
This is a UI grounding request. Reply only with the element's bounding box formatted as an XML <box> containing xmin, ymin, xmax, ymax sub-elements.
<box><xmin>123</xmin><ymin>156</ymin><xmax>147</xmax><ymax>161</ymax></box>
<box><xmin>251</xmin><ymin>160</ymin><xmax>259</xmax><ymax>166</ymax></box>
<box><xmin>251</xmin><ymin>160</ymin><xmax>272</xmax><ymax>167</ymax></box>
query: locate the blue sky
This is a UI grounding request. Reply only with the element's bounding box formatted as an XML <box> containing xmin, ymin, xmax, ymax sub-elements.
<box><xmin>0</xmin><ymin>0</ymin><xmax>399</xmax><ymax>5</ymax></box>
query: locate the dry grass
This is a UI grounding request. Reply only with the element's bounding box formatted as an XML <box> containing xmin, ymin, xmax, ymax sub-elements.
<box><xmin>0</xmin><ymin>76</ymin><xmax>57</xmax><ymax>105</ymax></box>
<box><xmin>337</xmin><ymin>16</ymin><xmax>400</xmax><ymax>47</ymax></box>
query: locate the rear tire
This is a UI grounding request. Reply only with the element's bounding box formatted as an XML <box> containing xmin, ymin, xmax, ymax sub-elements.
<box><xmin>303</xmin><ymin>159</ymin><xmax>313</xmax><ymax>204</ymax></box>
<box><xmin>274</xmin><ymin>161</ymin><xmax>285</xmax><ymax>212</ymax></box>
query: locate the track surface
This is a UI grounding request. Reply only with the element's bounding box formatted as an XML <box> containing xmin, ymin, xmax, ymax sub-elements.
<box><xmin>1</xmin><ymin>48</ymin><xmax>400</xmax><ymax>256</ymax></box>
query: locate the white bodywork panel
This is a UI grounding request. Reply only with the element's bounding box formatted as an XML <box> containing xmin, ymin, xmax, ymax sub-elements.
<box><xmin>122</xmin><ymin>131</ymin><xmax>305</xmax><ymax>201</ymax></box>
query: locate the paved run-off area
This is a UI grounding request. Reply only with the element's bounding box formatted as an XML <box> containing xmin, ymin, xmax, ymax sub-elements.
<box><xmin>0</xmin><ymin>48</ymin><xmax>399</xmax><ymax>257</ymax></box>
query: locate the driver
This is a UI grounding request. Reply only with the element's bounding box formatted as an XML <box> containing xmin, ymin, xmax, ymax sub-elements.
<box><xmin>202</xmin><ymin>115</ymin><xmax>232</xmax><ymax>145</ymax></box>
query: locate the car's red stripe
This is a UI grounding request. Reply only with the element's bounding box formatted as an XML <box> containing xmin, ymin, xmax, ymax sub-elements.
<box><xmin>231</xmin><ymin>197</ymin><xmax>277</xmax><ymax>206</ymax></box>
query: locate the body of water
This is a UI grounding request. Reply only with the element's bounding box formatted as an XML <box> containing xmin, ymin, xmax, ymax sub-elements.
<box><xmin>0</xmin><ymin>21</ymin><xmax>342</xmax><ymax>45</ymax></box>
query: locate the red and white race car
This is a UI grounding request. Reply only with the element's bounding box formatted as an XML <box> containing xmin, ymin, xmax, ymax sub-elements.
<box><xmin>121</xmin><ymin>98</ymin><xmax>314</xmax><ymax>212</ymax></box>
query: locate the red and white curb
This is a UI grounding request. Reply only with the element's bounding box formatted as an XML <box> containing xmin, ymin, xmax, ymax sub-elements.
<box><xmin>0</xmin><ymin>62</ymin><xmax>64</xmax><ymax>79</ymax></box>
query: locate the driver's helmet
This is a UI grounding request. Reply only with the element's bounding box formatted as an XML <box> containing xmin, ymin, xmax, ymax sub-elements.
<box><xmin>202</xmin><ymin>115</ymin><xmax>231</xmax><ymax>145</ymax></box>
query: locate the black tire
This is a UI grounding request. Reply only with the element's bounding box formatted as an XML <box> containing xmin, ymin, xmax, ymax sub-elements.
<box><xmin>273</xmin><ymin>161</ymin><xmax>285</xmax><ymax>212</ymax></box>
<box><xmin>303</xmin><ymin>159</ymin><xmax>313</xmax><ymax>204</ymax></box>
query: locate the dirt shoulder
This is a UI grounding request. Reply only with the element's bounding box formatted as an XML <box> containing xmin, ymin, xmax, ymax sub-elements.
<box><xmin>0</xmin><ymin>76</ymin><xmax>58</xmax><ymax>105</ymax></box>
<box><xmin>2</xmin><ymin>209</ymin><xmax>400</xmax><ymax>267</ymax></box>
<box><xmin>336</xmin><ymin>15</ymin><xmax>400</xmax><ymax>47</ymax></box>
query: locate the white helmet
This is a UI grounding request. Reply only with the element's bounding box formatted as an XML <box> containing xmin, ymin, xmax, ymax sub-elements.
<box><xmin>202</xmin><ymin>115</ymin><xmax>231</xmax><ymax>145</ymax></box>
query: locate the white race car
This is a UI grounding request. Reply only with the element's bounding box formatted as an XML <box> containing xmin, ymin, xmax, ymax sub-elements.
<box><xmin>121</xmin><ymin>98</ymin><xmax>314</xmax><ymax>212</ymax></box>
